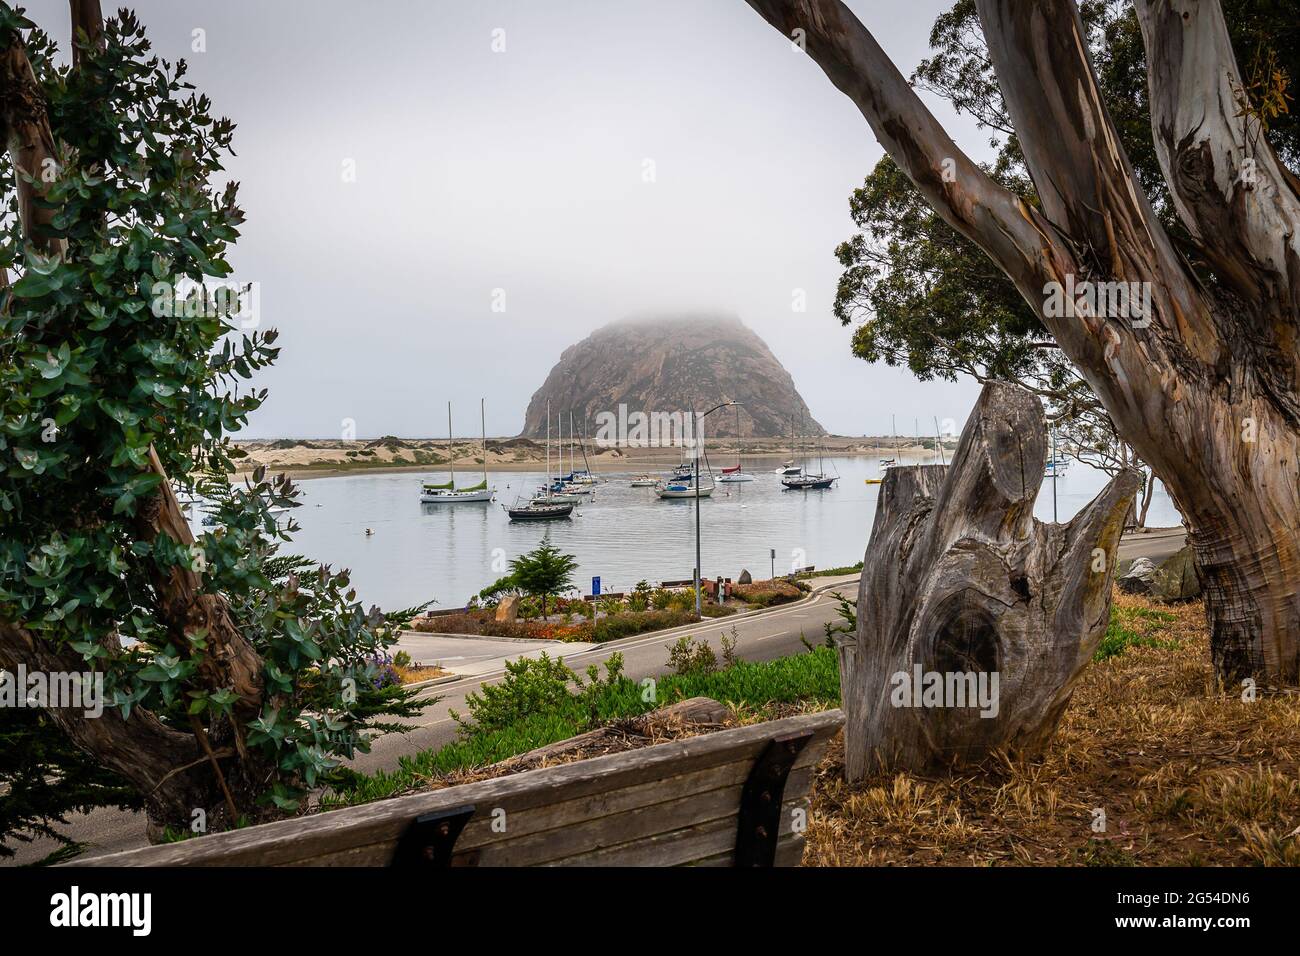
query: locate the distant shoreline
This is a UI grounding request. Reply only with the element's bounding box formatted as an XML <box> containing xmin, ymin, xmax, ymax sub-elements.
<box><xmin>232</xmin><ymin>436</ymin><xmax>948</xmax><ymax>482</ymax></box>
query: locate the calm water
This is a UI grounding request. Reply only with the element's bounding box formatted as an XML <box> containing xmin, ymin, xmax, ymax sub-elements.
<box><xmin>247</xmin><ymin>457</ymin><xmax>1180</xmax><ymax>612</ymax></box>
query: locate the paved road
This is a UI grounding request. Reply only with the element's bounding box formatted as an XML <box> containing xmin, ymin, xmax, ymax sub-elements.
<box><xmin>6</xmin><ymin>527</ymin><xmax>1187</xmax><ymax>865</ymax></box>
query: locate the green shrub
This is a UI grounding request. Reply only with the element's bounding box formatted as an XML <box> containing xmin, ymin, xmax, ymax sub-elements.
<box><xmin>326</xmin><ymin>646</ymin><xmax>840</xmax><ymax>808</ymax></box>
<box><xmin>667</xmin><ymin>636</ymin><xmax>718</xmax><ymax>676</ymax></box>
<box><xmin>591</xmin><ymin>609</ymin><xmax>694</xmax><ymax>643</ymax></box>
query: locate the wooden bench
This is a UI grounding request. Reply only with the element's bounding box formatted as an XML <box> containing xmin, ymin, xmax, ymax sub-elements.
<box><xmin>73</xmin><ymin>710</ymin><xmax>843</xmax><ymax>867</ymax></box>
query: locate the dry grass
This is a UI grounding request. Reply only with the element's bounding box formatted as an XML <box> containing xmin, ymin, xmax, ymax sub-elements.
<box><xmin>804</xmin><ymin>593</ymin><xmax>1300</xmax><ymax>866</ymax></box>
<box><xmin>396</xmin><ymin>664</ymin><xmax>448</xmax><ymax>685</ymax></box>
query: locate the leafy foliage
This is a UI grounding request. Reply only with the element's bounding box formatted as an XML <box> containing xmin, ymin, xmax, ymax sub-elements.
<box><xmin>0</xmin><ymin>707</ymin><xmax>141</xmax><ymax>861</ymax></box>
<box><xmin>0</xmin><ymin>7</ymin><xmax>417</xmax><ymax>829</ymax></box>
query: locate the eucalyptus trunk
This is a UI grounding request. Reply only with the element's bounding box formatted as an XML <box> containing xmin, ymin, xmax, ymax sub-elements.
<box><xmin>742</xmin><ymin>0</ymin><xmax>1300</xmax><ymax>686</ymax></box>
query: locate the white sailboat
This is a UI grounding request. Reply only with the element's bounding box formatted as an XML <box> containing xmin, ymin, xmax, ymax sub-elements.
<box><xmin>532</xmin><ymin>404</ymin><xmax>582</xmax><ymax>505</ymax></box>
<box><xmin>657</xmin><ymin>413</ymin><xmax>715</xmax><ymax>498</ymax></box>
<box><xmin>421</xmin><ymin>400</ymin><xmax>494</xmax><ymax>503</ymax></box>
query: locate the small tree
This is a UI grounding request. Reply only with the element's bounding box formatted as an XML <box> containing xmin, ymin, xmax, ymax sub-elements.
<box><xmin>508</xmin><ymin>542</ymin><xmax>578</xmax><ymax>618</ymax></box>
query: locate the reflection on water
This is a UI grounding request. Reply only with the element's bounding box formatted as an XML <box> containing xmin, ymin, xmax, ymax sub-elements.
<box><xmin>252</xmin><ymin>457</ymin><xmax>1180</xmax><ymax>612</ymax></box>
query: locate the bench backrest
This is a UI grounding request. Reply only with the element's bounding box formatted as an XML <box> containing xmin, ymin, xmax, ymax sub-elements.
<box><xmin>73</xmin><ymin>710</ymin><xmax>844</xmax><ymax>867</ymax></box>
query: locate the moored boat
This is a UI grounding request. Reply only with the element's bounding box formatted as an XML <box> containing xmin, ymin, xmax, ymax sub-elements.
<box><xmin>656</xmin><ymin>477</ymin><xmax>715</xmax><ymax>499</ymax></box>
<box><xmin>506</xmin><ymin>501</ymin><xmax>574</xmax><ymax>521</ymax></box>
<box><xmin>421</xmin><ymin>400</ymin><xmax>495</xmax><ymax>503</ymax></box>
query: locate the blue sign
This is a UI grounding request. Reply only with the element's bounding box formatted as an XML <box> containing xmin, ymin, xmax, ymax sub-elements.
<box><xmin>591</xmin><ymin>576</ymin><xmax>601</xmax><ymax>596</ymax></box>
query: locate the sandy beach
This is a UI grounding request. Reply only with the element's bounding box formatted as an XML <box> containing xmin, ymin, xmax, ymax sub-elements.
<box><xmin>233</xmin><ymin>435</ymin><xmax>948</xmax><ymax>481</ymax></box>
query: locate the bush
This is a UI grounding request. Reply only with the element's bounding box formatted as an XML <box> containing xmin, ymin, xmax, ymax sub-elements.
<box><xmin>732</xmin><ymin>579</ymin><xmax>803</xmax><ymax>607</ymax></box>
<box><xmin>701</xmin><ymin>603</ymin><xmax>737</xmax><ymax>619</ymax></box>
<box><xmin>667</xmin><ymin>636</ymin><xmax>718</xmax><ymax>676</ymax></box>
<box><xmin>591</xmin><ymin>609</ymin><xmax>694</xmax><ymax>643</ymax></box>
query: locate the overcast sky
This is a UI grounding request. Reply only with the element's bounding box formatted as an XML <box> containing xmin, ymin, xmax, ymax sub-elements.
<box><xmin>30</xmin><ymin>0</ymin><xmax>991</xmax><ymax>439</ymax></box>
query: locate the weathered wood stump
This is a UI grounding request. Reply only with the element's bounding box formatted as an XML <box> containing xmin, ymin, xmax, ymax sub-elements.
<box><xmin>836</xmin><ymin>382</ymin><xmax>1141</xmax><ymax>778</ymax></box>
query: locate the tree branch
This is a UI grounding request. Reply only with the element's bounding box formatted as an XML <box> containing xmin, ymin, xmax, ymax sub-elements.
<box><xmin>1134</xmin><ymin>0</ymin><xmax>1300</xmax><ymax>323</ymax></box>
<box><xmin>743</xmin><ymin>0</ymin><xmax>1071</xmax><ymax>307</ymax></box>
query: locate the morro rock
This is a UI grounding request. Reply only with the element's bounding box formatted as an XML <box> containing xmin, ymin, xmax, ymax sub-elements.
<box><xmin>520</xmin><ymin>315</ymin><xmax>825</xmax><ymax>439</ymax></box>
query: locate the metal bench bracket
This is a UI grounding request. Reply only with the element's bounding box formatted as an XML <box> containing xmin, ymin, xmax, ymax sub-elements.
<box><xmin>391</xmin><ymin>804</ymin><xmax>476</xmax><ymax>867</ymax></box>
<box><xmin>734</xmin><ymin>731</ymin><xmax>813</xmax><ymax>867</ymax></box>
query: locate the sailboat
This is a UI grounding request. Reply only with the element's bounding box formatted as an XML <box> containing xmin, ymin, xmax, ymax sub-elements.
<box><xmin>717</xmin><ymin>403</ymin><xmax>755</xmax><ymax>483</ymax></box>
<box><xmin>421</xmin><ymin>400</ymin><xmax>494</xmax><ymax>503</ymax></box>
<box><xmin>657</xmin><ymin>413</ymin><xmax>715</xmax><ymax>498</ymax></box>
<box><xmin>531</xmin><ymin>405</ymin><xmax>582</xmax><ymax>505</ymax></box>
<box><xmin>508</xmin><ymin>400</ymin><xmax>576</xmax><ymax>518</ymax></box>
<box><xmin>782</xmin><ymin>414</ymin><xmax>837</xmax><ymax>490</ymax></box>
<box><xmin>879</xmin><ymin>414</ymin><xmax>898</xmax><ymax>467</ymax></box>
<box><xmin>777</xmin><ymin>410</ymin><xmax>803</xmax><ymax>475</ymax></box>
<box><xmin>656</xmin><ymin>470</ymin><xmax>715</xmax><ymax>498</ymax></box>
<box><xmin>555</xmin><ymin>412</ymin><xmax>595</xmax><ymax>493</ymax></box>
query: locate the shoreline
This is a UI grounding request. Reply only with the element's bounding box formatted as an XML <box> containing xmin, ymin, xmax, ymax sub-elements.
<box><xmin>234</xmin><ymin>440</ymin><xmax>947</xmax><ymax>483</ymax></box>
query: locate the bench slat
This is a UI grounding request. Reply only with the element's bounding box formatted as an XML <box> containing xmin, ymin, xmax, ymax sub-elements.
<box><xmin>73</xmin><ymin>709</ymin><xmax>843</xmax><ymax>867</ymax></box>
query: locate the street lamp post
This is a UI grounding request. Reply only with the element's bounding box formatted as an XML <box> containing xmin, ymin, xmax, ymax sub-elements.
<box><xmin>693</xmin><ymin>400</ymin><xmax>740</xmax><ymax>619</ymax></box>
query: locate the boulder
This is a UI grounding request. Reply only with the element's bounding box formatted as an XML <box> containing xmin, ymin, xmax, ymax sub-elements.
<box><xmin>1117</xmin><ymin>557</ymin><xmax>1157</xmax><ymax>594</ymax></box>
<box><xmin>495</xmin><ymin>595</ymin><xmax>521</xmax><ymax>623</ymax></box>
<box><xmin>738</xmin><ymin>568</ymin><xmax>753</xmax><ymax>585</ymax></box>
<box><xmin>1151</xmin><ymin>546</ymin><xmax>1201</xmax><ymax>602</ymax></box>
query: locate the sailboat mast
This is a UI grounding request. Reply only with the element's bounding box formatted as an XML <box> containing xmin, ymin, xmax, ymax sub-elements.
<box><xmin>735</xmin><ymin>403</ymin><xmax>741</xmax><ymax>469</ymax></box>
<box><xmin>481</xmin><ymin>398</ymin><xmax>488</xmax><ymax>485</ymax></box>
<box><xmin>545</xmin><ymin>399</ymin><xmax>551</xmax><ymax>485</ymax></box>
<box><xmin>447</xmin><ymin>402</ymin><xmax>454</xmax><ymax>485</ymax></box>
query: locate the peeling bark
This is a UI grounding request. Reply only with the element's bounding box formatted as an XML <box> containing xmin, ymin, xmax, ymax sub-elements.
<box><xmin>743</xmin><ymin>0</ymin><xmax>1300</xmax><ymax>685</ymax></box>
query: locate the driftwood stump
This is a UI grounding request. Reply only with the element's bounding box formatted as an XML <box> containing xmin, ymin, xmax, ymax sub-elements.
<box><xmin>836</xmin><ymin>383</ymin><xmax>1141</xmax><ymax>779</ymax></box>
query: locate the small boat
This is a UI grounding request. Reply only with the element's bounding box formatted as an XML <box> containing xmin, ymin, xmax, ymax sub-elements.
<box><xmin>718</xmin><ymin>467</ymin><xmax>755</xmax><ymax>483</ymax></box>
<box><xmin>864</xmin><ymin>478</ymin><xmax>883</xmax><ymax>485</ymax></box>
<box><xmin>533</xmin><ymin>489</ymin><xmax>582</xmax><ymax>505</ymax></box>
<box><xmin>783</xmin><ymin>425</ymin><xmax>837</xmax><ymax>490</ymax></box>
<box><xmin>629</xmin><ymin>475</ymin><xmax>658</xmax><ymax>487</ymax></box>
<box><xmin>776</xmin><ymin>460</ymin><xmax>802</xmax><ymax>476</ymax></box>
<box><xmin>506</xmin><ymin>501</ymin><xmax>574</xmax><ymax>521</ymax></box>
<box><xmin>421</xmin><ymin>400</ymin><xmax>495</xmax><ymax>503</ymax></box>
<box><xmin>1044</xmin><ymin>458</ymin><xmax>1070</xmax><ymax>477</ymax></box>
<box><xmin>782</xmin><ymin>473</ymin><xmax>837</xmax><ymax>490</ymax></box>
<box><xmin>656</xmin><ymin>476</ymin><xmax>715</xmax><ymax>499</ymax></box>
<box><xmin>878</xmin><ymin>458</ymin><xmax>897</xmax><ymax>467</ymax></box>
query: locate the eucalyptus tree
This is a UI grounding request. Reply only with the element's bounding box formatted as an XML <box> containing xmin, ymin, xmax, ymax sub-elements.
<box><xmin>0</xmin><ymin>2</ymin><xmax>417</xmax><ymax>838</ymax></box>
<box><xmin>744</xmin><ymin>0</ymin><xmax>1300</xmax><ymax>686</ymax></box>
<box><xmin>834</xmin><ymin>0</ymin><xmax>1298</xmax><ymax>531</ymax></box>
